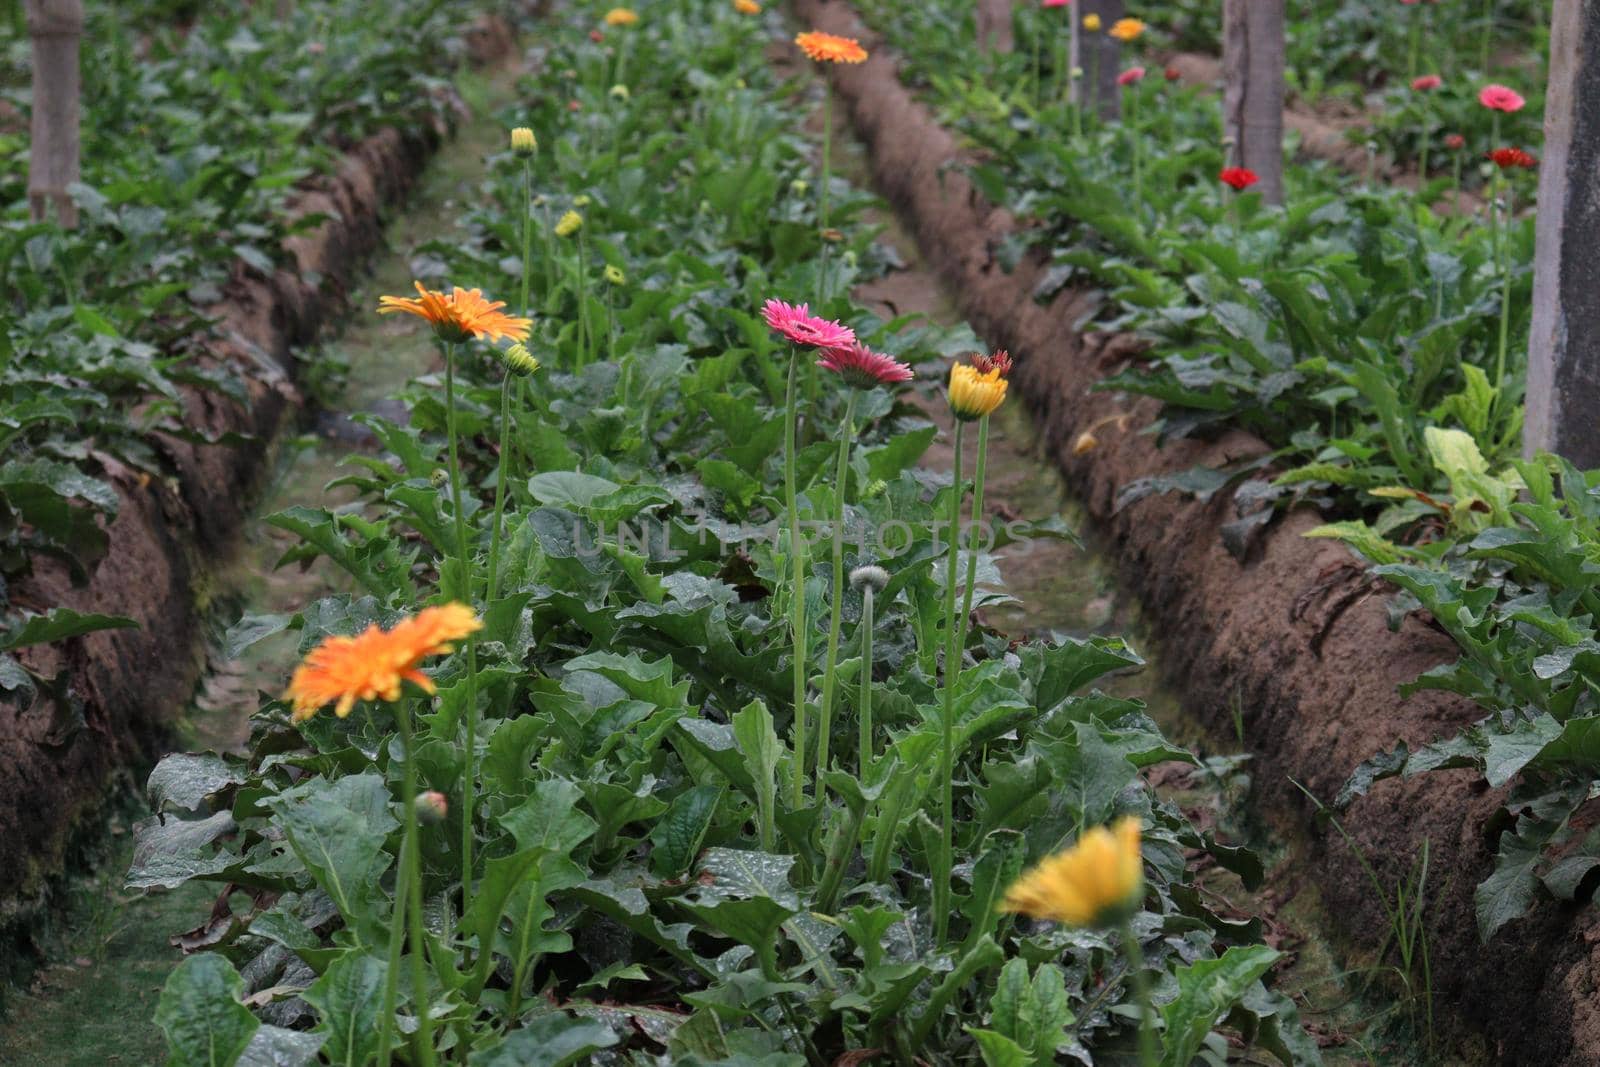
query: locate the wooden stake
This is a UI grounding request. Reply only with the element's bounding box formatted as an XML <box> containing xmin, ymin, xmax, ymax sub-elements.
<box><xmin>1222</xmin><ymin>0</ymin><xmax>1285</xmax><ymax>205</ymax></box>
<box><xmin>1080</xmin><ymin>0</ymin><xmax>1125</xmax><ymax>120</ymax></box>
<box><xmin>25</xmin><ymin>0</ymin><xmax>83</xmax><ymax>229</ymax></box>
<box><xmin>976</xmin><ymin>0</ymin><xmax>1014</xmax><ymax>55</ymax></box>
<box><xmin>1524</xmin><ymin>0</ymin><xmax>1600</xmax><ymax>465</ymax></box>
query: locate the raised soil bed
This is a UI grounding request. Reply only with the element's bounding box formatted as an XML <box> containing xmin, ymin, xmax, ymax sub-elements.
<box><xmin>791</xmin><ymin>0</ymin><xmax>1599</xmax><ymax>1061</ymax></box>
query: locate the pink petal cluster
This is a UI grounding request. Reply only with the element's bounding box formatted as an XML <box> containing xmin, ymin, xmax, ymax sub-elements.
<box><xmin>1411</xmin><ymin>74</ymin><xmax>1442</xmax><ymax>91</ymax></box>
<box><xmin>1042</xmin><ymin>0</ymin><xmax>1071</xmax><ymax>7</ymax></box>
<box><xmin>1117</xmin><ymin>66</ymin><xmax>1146</xmax><ymax>86</ymax></box>
<box><xmin>762</xmin><ymin>299</ymin><xmax>856</xmax><ymax>349</ymax></box>
<box><xmin>817</xmin><ymin>342</ymin><xmax>913</xmax><ymax>389</ymax></box>
<box><xmin>1478</xmin><ymin>84</ymin><xmax>1526</xmax><ymax>112</ymax></box>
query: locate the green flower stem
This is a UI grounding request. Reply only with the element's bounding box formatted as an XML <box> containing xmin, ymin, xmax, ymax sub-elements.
<box><xmin>541</xmin><ymin>202</ymin><xmax>557</xmax><ymax>313</ymax></box>
<box><xmin>858</xmin><ymin>582</ymin><xmax>876</xmax><ymax>777</ymax></box>
<box><xmin>376</xmin><ymin>787</ymin><xmax>410</xmax><ymax>1067</ymax></box>
<box><xmin>955</xmin><ymin>415</ymin><xmax>989</xmax><ymax>668</ymax></box>
<box><xmin>1119</xmin><ymin>918</ymin><xmax>1159</xmax><ymax>1067</ymax></box>
<box><xmin>814</xmin><ymin>800</ymin><xmax>864</xmax><ymax>914</ymax></box>
<box><xmin>576</xmin><ymin>233</ymin><xmax>590</xmax><ymax>371</ymax></box>
<box><xmin>1030</xmin><ymin>12</ymin><xmax>1042</xmax><ymax>107</ymax></box>
<box><xmin>1491</xmin><ymin>181</ymin><xmax>1515</xmax><ymax>426</ymax></box>
<box><xmin>395</xmin><ymin>703</ymin><xmax>437</xmax><ymax>1067</ymax></box>
<box><xmin>1451</xmin><ymin>147</ymin><xmax>1463</xmax><ymax>214</ymax></box>
<box><xmin>485</xmin><ymin>373</ymin><xmax>514</xmax><ymax>604</ymax></box>
<box><xmin>934</xmin><ymin>418</ymin><xmax>965</xmax><ymax>945</ymax></box>
<box><xmin>1418</xmin><ymin>122</ymin><xmax>1431</xmax><ymax>190</ymax></box>
<box><xmin>783</xmin><ymin>347</ymin><xmax>809</xmax><ymax>809</ymax></box>
<box><xmin>1128</xmin><ymin>88</ymin><xmax>1142</xmax><ymax>222</ymax></box>
<box><xmin>815</xmin><ymin>389</ymin><xmax>858</xmax><ymax>792</ymax></box>
<box><xmin>905</xmin><ymin>934</ymin><xmax>1004</xmax><ymax>1052</ymax></box>
<box><xmin>1479</xmin><ymin>0</ymin><xmax>1492</xmax><ymax>72</ymax></box>
<box><xmin>819</xmin><ymin>79</ymin><xmax>834</xmax><ymax>306</ymax></box>
<box><xmin>442</xmin><ymin>343</ymin><xmax>481</xmax><ymax>910</ymax></box>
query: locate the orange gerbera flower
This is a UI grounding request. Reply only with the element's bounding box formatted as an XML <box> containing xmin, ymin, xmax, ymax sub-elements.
<box><xmin>377</xmin><ymin>282</ymin><xmax>532</xmax><ymax>345</ymax></box>
<box><xmin>284</xmin><ymin>603</ymin><xmax>483</xmax><ymax>722</ymax></box>
<box><xmin>795</xmin><ymin>30</ymin><xmax>868</xmax><ymax>64</ymax></box>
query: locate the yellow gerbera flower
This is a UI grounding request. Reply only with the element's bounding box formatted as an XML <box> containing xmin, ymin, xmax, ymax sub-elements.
<box><xmin>284</xmin><ymin>603</ymin><xmax>483</xmax><ymax>721</ymax></box>
<box><xmin>555</xmin><ymin>210</ymin><xmax>584</xmax><ymax>238</ymax></box>
<box><xmin>735</xmin><ymin>0</ymin><xmax>762</xmax><ymax>12</ymax></box>
<box><xmin>795</xmin><ymin>30</ymin><xmax>869</xmax><ymax>64</ymax></box>
<box><xmin>604</xmin><ymin>7</ymin><xmax>638</xmax><ymax>26</ymax></box>
<box><xmin>947</xmin><ymin>359</ymin><xmax>1008</xmax><ymax>421</ymax></box>
<box><xmin>1108</xmin><ymin>17</ymin><xmax>1145</xmax><ymax>41</ymax></box>
<box><xmin>377</xmin><ymin>282</ymin><xmax>532</xmax><ymax>344</ymax></box>
<box><xmin>1083</xmin><ymin>13</ymin><xmax>1102</xmax><ymax>31</ymax></box>
<box><xmin>1000</xmin><ymin>817</ymin><xmax>1144</xmax><ymax>927</ymax></box>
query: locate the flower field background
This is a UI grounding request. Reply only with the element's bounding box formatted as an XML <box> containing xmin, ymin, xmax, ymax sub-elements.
<box><xmin>2</xmin><ymin>0</ymin><xmax>1598</xmax><ymax>1064</ymax></box>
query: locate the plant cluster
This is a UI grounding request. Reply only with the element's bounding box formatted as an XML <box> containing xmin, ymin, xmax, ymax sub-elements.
<box><xmin>131</xmin><ymin>3</ymin><xmax>1317</xmax><ymax>1064</ymax></box>
<box><xmin>0</xmin><ymin>0</ymin><xmax>467</xmax><ymax>659</ymax></box>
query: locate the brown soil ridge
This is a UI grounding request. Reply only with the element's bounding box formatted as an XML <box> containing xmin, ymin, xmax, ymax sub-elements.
<box><xmin>793</xmin><ymin>0</ymin><xmax>1597</xmax><ymax>1062</ymax></box>
<box><xmin>0</xmin><ymin>19</ymin><xmax>519</xmax><ymax>952</ymax></box>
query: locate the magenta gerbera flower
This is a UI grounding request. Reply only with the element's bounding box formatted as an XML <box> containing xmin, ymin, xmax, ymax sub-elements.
<box><xmin>1478</xmin><ymin>84</ymin><xmax>1526</xmax><ymax>113</ymax></box>
<box><xmin>817</xmin><ymin>342</ymin><xmax>913</xmax><ymax>389</ymax></box>
<box><xmin>762</xmin><ymin>299</ymin><xmax>856</xmax><ymax>349</ymax></box>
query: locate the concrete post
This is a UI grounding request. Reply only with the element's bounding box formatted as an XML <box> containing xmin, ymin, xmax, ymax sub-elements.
<box><xmin>1222</xmin><ymin>0</ymin><xmax>1285</xmax><ymax>204</ymax></box>
<box><xmin>25</xmin><ymin>0</ymin><xmax>82</xmax><ymax>229</ymax></box>
<box><xmin>1525</xmin><ymin>0</ymin><xmax>1600</xmax><ymax>466</ymax></box>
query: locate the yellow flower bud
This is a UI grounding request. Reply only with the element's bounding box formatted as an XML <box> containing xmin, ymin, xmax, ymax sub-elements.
<box><xmin>501</xmin><ymin>343</ymin><xmax>541</xmax><ymax>376</ymax></box>
<box><xmin>510</xmin><ymin>126</ymin><xmax>536</xmax><ymax>157</ymax></box>
<box><xmin>604</xmin><ymin>7</ymin><xmax>638</xmax><ymax>26</ymax></box>
<box><xmin>603</xmin><ymin>264</ymin><xmax>626</xmax><ymax>286</ymax></box>
<box><xmin>609</xmin><ymin>84</ymin><xmax>630</xmax><ymax>101</ymax></box>
<box><xmin>1108</xmin><ymin>17</ymin><xmax>1145</xmax><ymax>41</ymax></box>
<box><xmin>573</xmin><ymin>194</ymin><xmax>593</xmax><ymax>208</ymax></box>
<box><xmin>555</xmin><ymin>210</ymin><xmax>583</xmax><ymax>238</ymax></box>
<box><xmin>1073</xmin><ymin>431</ymin><xmax>1098</xmax><ymax>455</ymax></box>
<box><xmin>734</xmin><ymin>0</ymin><xmax>762</xmax><ymax>13</ymax></box>
<box><xmin>1083</xmin><ymin>13</ymin><xmax>1102</xmax><ymax>31</ymax></box>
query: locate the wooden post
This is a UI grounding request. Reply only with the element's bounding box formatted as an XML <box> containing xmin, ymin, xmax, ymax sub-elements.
<box><xmin>1525</xmin><ymin>0</ymin><xmax>1600</xmax><ymax>465</ymax></box>
<box><xmin>976</xmin><ymin>0</ymin><xmax>1014</xmax><ymax>54</ymax></box>
<box><xmin>1222</xmin><ymin>0</ymin><xmax>1285</xmax><ymax>205</ymax></box>
<box><xmin>25</xmin><ymin>0</ymin><xmax>83</xmax><ymax>229</ymax></box>
<box><xmin>1077</xmin><ymin>0</ymin><xmax>1125</xmax><ymax>120</ymax></box>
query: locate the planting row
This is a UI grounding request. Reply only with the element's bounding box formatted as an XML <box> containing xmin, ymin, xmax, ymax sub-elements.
<box><xmin>0</xmin><ymin>0</ymin><xmax>472</xmax><ymax>665</ymax></box>
<box><xmin>856</xmin><ymin>1</ymin><xmax>1600</xmax><ymax>950</ymax></box>
<box><xmin>130</xmin><ymin>2</ymin><xmax>1322</xmax><ymax>1064</ymax></box>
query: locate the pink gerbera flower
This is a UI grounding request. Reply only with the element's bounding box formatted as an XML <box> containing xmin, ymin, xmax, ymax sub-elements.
<box><xmin>1117</xmin><ymin>66</ymin><xmax>1146</xmax><ymax>86</ymax></box>
<box><xmin>1478</xmin><ymin>84</ymin><xmax>1526</xmax><ymax>112</ymax></box>
<box><xmin>1412</xmin><ymin>74</ymin><xmax>1442</xmax><ymax>91</ymax></box>
<box><xmin>1042</xmin><ymin>0</ymin><xmax>1070</xmax><ymax>7</ymax></box>
<box><xmin>817</xmin><ymin>342</ymin><xmax>913</xmax><ymax>389</ymax></box>
<box><xmin>762</xmin><ymin>299</ymin><xmax>856</xmax><ymax>349</ymax></box>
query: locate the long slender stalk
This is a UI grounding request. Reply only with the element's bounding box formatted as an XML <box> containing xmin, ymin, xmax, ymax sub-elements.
<box><xmin>858</xmin><ymin>581</ymin><xmax>876</xmax><ymax>777</ymax></box>
<box><xmin>934</xmin><ymin>419</ymin><xmax>965</xmax><ymax>944</ymax></box>
<box><xmin>576</xmin><ymin>233</ymin><xmax>590</xmax><ymax>370</ymax></box>
<box><xmin>819</xmin><ymin>80</ymin><xmax>833</xmax><ymax>305</ymax></box>
<box><xmin>1119</xmin><ymin>919</ymin><xmax>1159</xmax><ymax>1067</ymax></box>
<box><xmin>442</xmin><ymin>343</ymin><xmax>481</xmax><ymax>909</ymax></box>
<box><xmin>1491</xmin><ymin>182</ymin><xmax>1515</xmax><ymax>426</ymax></box>
<box><xmin>376</xmin><ymin>761</ymin><xmax>410</xmax><ymax>1067</ymax></box>
<box><xmin>1479</xmin><ymin>0</ymin><xmax>1492</xmax><ymax>72</ymax></box>
<box><xmin>955</xmin><ymin>416</ymin><xmax>990</xmax><ymax>666</ymax></box>
<box><xmin>1128</xmin><ymin>88</ymin><xmax>1142</xmax><ymax>218</ymax></box>
<box><xmin>783</xmin><ymin>348</ymin><xmax>809</xmax><ymax>808</ymax></box>
<box><xmin>395</xmin><ymin>704</ymin><xmax>437</xmax><ymax>1067</ymax></box>
<box><xmin>816</xmin><ymin>390</ymin><xmax>858</xmax><ymax>791</ymax></box>
<box><xmin>485</xmin><ymin>373</ymin><xmax>514</xmax><ymax>603</ymax></box>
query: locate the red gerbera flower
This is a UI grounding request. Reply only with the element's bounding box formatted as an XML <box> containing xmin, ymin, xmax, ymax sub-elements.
<box><xmin>1411</xmin><ymin>74</ymin><xmax>1442</xmax><ymax>91</ymax></box>
<box><xmin>1486</xmin><ymin>146</ymin><xmax>1538</xmax><ymax>170</ymax></box>
<box><xmin>1219</xmin><ymin>167</ymin><xmax>1259</xmax><ymax>191</ymax></box>
<box><xmin>1478</xmin><ymin>84</ymin><xmax>1526</xmax><ymax>112</ymax></box>
<box><xmin>817</xmin><ymin>342</ymin><xmax>913</xmax><ymax>389</ymax></box>
<box><xmin>1164</xmin><ymin>66</ymin><xmax>1181</xmax><ymax>82</ymax></box>
<box><xmin>1444</xmin><ymin>133</ymin><xmax>1465</xmax><ymax>150</ymax></box>
<box><xmin>762</xmin><ymin>299</ymin><xmax>857</xmax><ymax>349</ymax></box>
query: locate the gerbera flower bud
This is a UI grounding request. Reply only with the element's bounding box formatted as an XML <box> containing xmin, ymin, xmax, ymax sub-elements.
<box><xmin>947</xmin><ymin>358</ymin><xmax>1008</xmax><ymax>421</ymax></box>
<box><xmin>555</xmin><ymin>210</ymin><xmax>584</xmax><ymax>238</ymax></box>
<box><xmin>1073</xmin><ymin>431</ymin><xmax>1098</xmax><ymax>455</ymax></box>
<box><xmin>1477</xmin><ymin>83</ymin><xmax>1525</xmax><ymax>112</ymax></box>
<box><xmin>1444</xmin><ymin>133</ymin><xmax>1466</xmax><ymax>150</ymax></box>
<box><xmin>863</xmin><ymin>478</ymin><xmax>887</xmax><ymax>499</ymax></box>
<box><xmin>603</xmin><ymin>264</ymin><xmax>626</xmax><ymax>286</ymax></box>
<box><xmin>574</xmin><ymin>194</ymin><xmax>593</xmax><ymax>208</ymax></box>
<box><xmin>1083</xmin><ymin>13</ymin><xmax>1101</xmax><ymax>31</ymax></box>
<box><xmin>1164</xmin><ymin>65</ymin><xmax>1181</xmax><ymax>82</ymax></box>
<box><xmin>735</xmin><ymin>0</ymin><xmax>762</xmax><ymax>12</ymax></box>
<box><xmin>429</xmin><ymin>468</ymin><xmax>449</xmax><ymax>488</ymax></box>
<box><xmin>1219</xmin><ymin>166</ymin><xmax>1259</xmax><ymax>191</ymax></box>
<box><xmin>1411</xmin><ymin>74</ymin><xmax>1442</xmax><ymax>91</ymax></box>
<box><xmin>791</xmin><ymin>179</ymin><xmax>809</xmax><ymax>195</ymax></box>
<box><xmin>970</xmin><ymin>349</ymin><xmax>1012</xmax><ymax>376</ymax></box>
<box><xmin>604</xmin><ymin>7</ymin><xmax>638</xmax><ymax>26</ymax></box>
<box><xmin>1000</xmin><ymin>816</ymin><xmax>1144</xmax><ymax>928</ymax></box>
<box><xmin>588</xmin><ymin>30</ymin><xmax>603</xmax><ymax>44</ymax></box>
<box><xmin>1107</xmin><ymin>17</ymin><xmax>1144</xmax><ymax>40</ymax></box>
<box><xmin>416</xmin><ymin>791</ymin><xmax>449</xmax><ymax>824</ymax></box>
<box><xmin>500</xmin><ymin>343</ymin><xmax>541</xmax><ymax>375</ymax></box>
<box><xmin>609</xmin><ymin>84</ymin><xmax>630</xmax><ymax>101</ymax></box>
<box><xmin>795</xmin><ymin>30</ymin><xmax>869</xmax><ymax>64</ymax></box>
<box><xmin>510</xmin><ymin>127</ymin><xmax>537</xmax><ymax>156</ymax></box>
<box><xmin>849</xmin><ymin>564</ymin><xmax>890</xmax><ymax>594</ymax></box>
